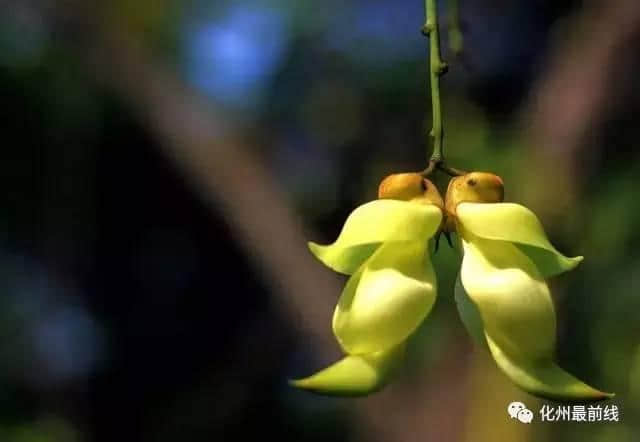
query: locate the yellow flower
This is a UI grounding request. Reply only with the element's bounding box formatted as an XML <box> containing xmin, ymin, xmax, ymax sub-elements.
<box><xmin>291</xmin><ymin>174</ymin><xmax>444</xmax><ymax>395</ymax></box>
<box><xmin>292</xmin><ymin>171</ymin><xmax>613</xmax><ymax>401</ymax></box>
<box><xmin>448</xmin><ymin>172</ymin><xmax>613</xmax><ymax>401</ymax></box>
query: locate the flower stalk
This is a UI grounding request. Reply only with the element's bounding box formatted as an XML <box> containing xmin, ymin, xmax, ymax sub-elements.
<box><xmin>421</xmin><ymin>0</ymin><xmax>466</xmax><ymax>178</ymax></box>
<box><xmin>422</xmin><ymin>0</ymin><xmax>447</xmax><ymax>163</ymax></box>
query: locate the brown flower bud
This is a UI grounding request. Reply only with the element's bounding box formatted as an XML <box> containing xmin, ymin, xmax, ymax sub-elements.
<box><xmin>444</xmin><ymin>172</ymin><xmax>504</xmax><ymax>232</ymax></box>
<box><xmin>378</xmin><ymin>173</ymin><xmax>444</xmax><ymax>208</ymax></box>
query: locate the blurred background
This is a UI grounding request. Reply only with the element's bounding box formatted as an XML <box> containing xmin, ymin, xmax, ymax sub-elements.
<box><xmin>1</xmin><ymin>0</ymin><xmax>639</xmax><ymax>440</ymax></box>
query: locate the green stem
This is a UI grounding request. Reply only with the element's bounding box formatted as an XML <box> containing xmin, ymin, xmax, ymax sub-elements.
<box><xmin>422</xmin><ymin>0</ymin><xmax>447</xmax><ymax>164</ymax></box>
<box><xmin>447</xmin><ymin>0</ymin><xmax>464</xmax><ymax>55</ymax></box>
<box><xmin>419</xmin><ymin>0</ymin><xmax>467</xmax><ymax>178</ymax></box>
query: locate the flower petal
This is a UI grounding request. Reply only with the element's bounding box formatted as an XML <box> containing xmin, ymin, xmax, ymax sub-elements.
<box><xmin>460</xmin><ymin>231</ymin><xmax>555</xmax><ymax>359</ymax></box>
<box><xmin>486</xmin><ymin>335</ymin><xmax>613</xmax><ymax>401</ymax></box>
<box><xmin>333</xmin><ymin>240</ymin><xmax>437</xmax><ymax>354</ymax></box>
<box><xmin>457</xmin><ymin>202</ymin><xmax>582</xmax><ymax>277</ymax></box>
<box><xmin>309</xmin><ymin>200</ymin><xmax>442</xmax><ymax>274</ymax></box>
<box><xmin>460</xmin><ymin>229</ymin><xmax>612</xmax><ymax>400</ymax></box>
<box><xmin>289</xmin><ymin>344</ymin><xmax>405</xmax><ymax>396</ymax></box>
<box><xmin>308</xmin><ymin>242</ymin><xmax>379</xmax><ymax>276</ymax></box>
<box><xmin>454</xmin><ymin>273</ymin><xmax>487</xmax><ymax>349</ymax></box>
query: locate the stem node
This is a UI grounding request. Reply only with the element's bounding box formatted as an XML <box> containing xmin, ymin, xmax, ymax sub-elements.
<box><xmin>421</xmin><ymin>0</ymin><xmax>466</xmax><ymax>179</ymax></box>
<box><xmin>435</xmin><ymin>62</ymin><xmax>449</xmax><ymax>76</ymax></box>
<box><xmin>423</xmin><ymin>0</ymin><xmax>446</xmax><ymax>164</ymax></box>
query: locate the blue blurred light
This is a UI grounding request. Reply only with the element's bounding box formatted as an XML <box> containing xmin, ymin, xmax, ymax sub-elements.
<box><xmin>185</xmin><ymin>5</ymin><xmax>289</xmax><ymax>108</ymax></box>
<box><xmin>325</xmin><ymin>0</ymin><xmax>424</xmax><ymax>63</ymax></box>
<box><xmin>34</xmin><ymin>306</ymin><xmax>104</xmax><ymax>382</ymax></box>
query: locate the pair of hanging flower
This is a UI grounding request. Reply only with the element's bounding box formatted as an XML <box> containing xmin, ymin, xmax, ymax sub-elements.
<box><xmin>291</xmin><ymin>171</ymin><xmax>613</xmax><ymax>401</ymax></box>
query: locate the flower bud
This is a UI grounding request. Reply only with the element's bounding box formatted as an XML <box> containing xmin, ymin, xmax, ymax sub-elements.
<box><xmin>378</xmin><ymin>173</ymin><xmax>444</xmax><ymax>208</ymax></box>
<box><xmin>444</xmin><ymin>172</ymin><xmax>504</xmax><ymax>232</ymax></box>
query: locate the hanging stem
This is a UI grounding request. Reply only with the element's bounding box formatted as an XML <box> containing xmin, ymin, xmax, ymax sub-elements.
<box><xmin>422</xmin><ymin>0</ymin><xmax>447</xmax><ymax>164</ymax></box>
<box><xmin>421</xmin><ymin>0</ymin><xmax>466</xmax><ymax>177</ymax></box>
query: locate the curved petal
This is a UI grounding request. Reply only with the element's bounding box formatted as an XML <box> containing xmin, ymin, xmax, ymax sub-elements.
<box><xmin>457</xmin><ymin>202</ymin><xmax>582</xmax><ymax>277</ymax></box>
<box><xmin>308</xmin><ymin>242</ymin><xmax>379</xmax><ymax>276</ymax></box>
<box><xmin>309</xmin><ymin>200</ymin><xmax>442</xmax><ymax>274</ymax></box>
<box><xmin>460</xmin><ymin>229</ymin><xmax>612</xmax><ymax>400</ymax></box>
<box><xmin>460</xmin><ymin>231</ymin><xmax>556</xmax><ymax>359</ymax></box>
<box><xmin>454</xmin><ymin>272</ymin><xmax>487</xmax><ymax>349</ymax></box>
<box><xmin>333</xmin><ymin>240</ymin><xmax>436</xmax><ymax>354</ymax></box>
<box><xmin>486</xmin><ymin>335</ymin><xmax>613</xmax><ymax>401</ymax></box>
<box><xmin>289</xmin><ymin>343</ymin><xmax>405</xmax><ymax>396</ymax></box>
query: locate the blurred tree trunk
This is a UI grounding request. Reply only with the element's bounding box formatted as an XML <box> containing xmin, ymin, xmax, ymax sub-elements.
<box><xmin>520</xmin><ymin>0</ymin><xmax>640</xmax><ymax>219</ymax></box>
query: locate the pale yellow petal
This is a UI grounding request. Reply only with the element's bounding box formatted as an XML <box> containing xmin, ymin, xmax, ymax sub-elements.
<box><xmin>460</xmin><ymin>229</ymin><xmax>612</xmax><ymax>400</ymax></box>
<box><xmin>460</xmin><ymin>231</ymin><xmax>555</xmax><ymax>359</ymax></box>
<box><xmin>289</xmin><ymin>343</ymin><xmax>405</xmax><ymax>396</ymax></box>
<box><xmin>457</xmin><ymin>202</ymin><xmax>582</xmax><ymax>277</ymax></box>
<box><xmin>333</xmin><ymin>240</ymin><xmax>437</xmax><ymax>354</ymax></box>
<box><xmin>309</xmin><ymin>200</ymin><xmax>442</xmax><ymax>274</ymax></box>
<box><xmin>486</xmin><ymin>335</ymin><xmax>613</xmax><ymax>401</ymax></box>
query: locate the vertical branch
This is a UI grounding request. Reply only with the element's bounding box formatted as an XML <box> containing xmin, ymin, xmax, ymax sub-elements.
<box><xmin>422</xmin><ymin>0</ymin><xmax>448</xmax><ymax>163</ymax></box>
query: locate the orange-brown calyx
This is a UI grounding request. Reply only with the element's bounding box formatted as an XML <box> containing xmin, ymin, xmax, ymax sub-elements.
<box><xmin>444</xmin><ymin>172</ymin><xmax>504</xmax><ymax>232</ymax></box>
<box><xmin>378</xmin><ymin>173</ymin><xmax>444</xmax><ymax>208</ymax></box>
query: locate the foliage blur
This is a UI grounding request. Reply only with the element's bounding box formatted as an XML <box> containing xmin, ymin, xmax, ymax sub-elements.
<box><xmin>1</xmin><ymin>0</ymin><xmax>639</xmax><ymax>441</ymax></box>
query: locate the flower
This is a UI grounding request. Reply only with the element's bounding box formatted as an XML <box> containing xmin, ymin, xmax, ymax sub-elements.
<box><xmin>447</xmin><ymin>172</ymin><xmax>613</xmax><ymax>401</ymax></box>
<box><xmin>291</xmin><ymin>173</ymin><xmax>444</xmax><ymax>395</ymax></box>
<box><xmin>291</xmin><ymin>170</ymin><xmax>613</xmax><ymax>401</ymax></box>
